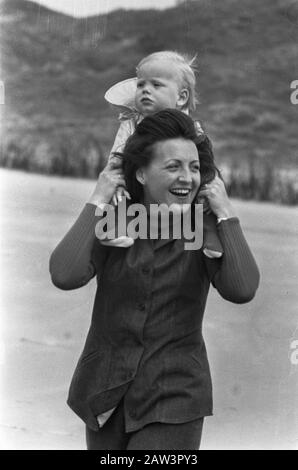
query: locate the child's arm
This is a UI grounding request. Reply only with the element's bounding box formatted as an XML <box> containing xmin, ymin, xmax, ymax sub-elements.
<box><xmin>109</xmin><ymin>120</ymin><xmax>134</xmax><ymax>204</ymax></box>
<box><xmin>194</xmin><ymin>120</ymin><xmax>204</xmax><ymax>135</ymax></box>
<box><xmin>109</xmin><ymin>119</ymin><xmax>134</xmax><ymax>163</ymax></box>
<box><xmin>194</xmin><ymin>122</ymin><xmax>212</xmax><ymax>213</ymax></box>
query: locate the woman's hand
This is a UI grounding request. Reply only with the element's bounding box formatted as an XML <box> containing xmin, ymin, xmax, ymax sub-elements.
<box><xmin>197</xmin><ymin>176</ymin><xmax>237</xmax><ymax>219</ymax></box>
<box><xmin>88</xmin><ymin>160</ymin><xmax>126</xmax><ymax>206</ymax></box>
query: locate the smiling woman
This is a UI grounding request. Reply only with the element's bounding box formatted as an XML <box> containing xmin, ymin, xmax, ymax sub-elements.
<box><xmin>49</xmin><ymin>109</ymin><xmax>260</xmax><ymax>450</ymax></box>
<box><xmin>121</xmin><ymin>109</ymin><xmax>217</xmax><ymax>205</ymax></box>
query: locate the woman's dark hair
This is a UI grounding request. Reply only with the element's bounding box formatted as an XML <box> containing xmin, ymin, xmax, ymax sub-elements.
<box><xmin>115</xmin><ymin>109</ymin><xmax>220</xmax><ymax>203</ymax></box>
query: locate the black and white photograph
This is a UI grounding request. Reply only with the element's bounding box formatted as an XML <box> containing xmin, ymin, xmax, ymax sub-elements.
<box><xmin>0</xmin><ymin>0</ymin><xmax>297</xmax><ymax>451</ymax></box>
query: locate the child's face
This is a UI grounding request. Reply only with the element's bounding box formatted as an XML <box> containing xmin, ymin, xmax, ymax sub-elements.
<box><xmin>135</xmin><ymin>60</ymin><xmax>185</xmax><ymax>116</ymax></box>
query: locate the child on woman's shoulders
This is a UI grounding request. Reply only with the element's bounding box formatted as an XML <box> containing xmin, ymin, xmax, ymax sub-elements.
<box><xmin>102</xmin><ymin>50</ymin><xmax>223</xmax><ymax>258</ymax></box>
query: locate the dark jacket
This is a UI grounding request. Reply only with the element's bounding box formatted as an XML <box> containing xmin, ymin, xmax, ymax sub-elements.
<box><xmin>50</xmin><ymin>203</ymin><xmax>260</xmax><ymax>432</ymax></box>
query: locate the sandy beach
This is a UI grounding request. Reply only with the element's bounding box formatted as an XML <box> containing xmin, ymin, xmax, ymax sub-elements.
<box><xmin>0</xmin><ymin>168</ymin><xmax>297</xmax><ymax>450</ymax></box>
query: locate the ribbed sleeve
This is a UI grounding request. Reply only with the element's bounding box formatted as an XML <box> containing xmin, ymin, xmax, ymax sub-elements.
<box><xmin>206</xmin><ymin>217</ymin><xmax>260</xmax><ymax>303</ymax></box>
<box><xmin>49</xmin><ymin>203</ymin><xmax>106</xmax><ymax>290</ymax></box>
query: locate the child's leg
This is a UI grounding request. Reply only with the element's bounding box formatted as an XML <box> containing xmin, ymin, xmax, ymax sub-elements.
<box><xmin>203</xmin><ymin>212</ymin><xmax>223</xmax><ymax>258</ymax></box>
<box><xmin>100</xmin><ymin>236</ymin><xmax>134</xmax><ymax>248</ymax></box>
<box><xmin>97</xmin><ymin>197</ymin><xmax>134</xmax><ymax>248</ymax></box>
<box><xmin>99</xmin><ymin>154</ymin><xmax>133</xmax><ymax>247</ymax></box>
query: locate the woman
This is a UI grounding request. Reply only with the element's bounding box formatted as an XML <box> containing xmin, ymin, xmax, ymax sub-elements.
<box><xmin>50</xmin><ymin>109</ymin><xmax>260</xmax><ymax>450</ymax></box>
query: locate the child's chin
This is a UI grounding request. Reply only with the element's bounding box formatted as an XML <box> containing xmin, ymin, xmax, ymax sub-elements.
<box><xmin>139</xmin><ymin>104</ymin><xmax>159</xmax><ymax>115</ymax></box>
<box><xmin>142</xmin><ymin>109</ymin><xmax>157</xmax><ymax>116</ymax></box>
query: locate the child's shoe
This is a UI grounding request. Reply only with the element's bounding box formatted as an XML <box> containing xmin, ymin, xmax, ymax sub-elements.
<box><xmin>100</xmin><ymin>236</ymin><xmax>134</xmax><ymax>248</ymax></box>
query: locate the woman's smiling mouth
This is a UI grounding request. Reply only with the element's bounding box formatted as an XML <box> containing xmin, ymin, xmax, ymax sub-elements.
<box><xmin>169</xmin><ymin>188</ymin><xmax>192</xmax><ymax>197</ymax></box>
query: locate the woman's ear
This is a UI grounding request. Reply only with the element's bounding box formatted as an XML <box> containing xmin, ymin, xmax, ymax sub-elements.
<box><xmin>136</xmin><ymin>168</ymin><xmax>145</xmax><ymax>185</ymax></box>
<box><xmin>177</xmin><ymin>88</ymin><xmax>189</xmax><ymax>109</ymax></box>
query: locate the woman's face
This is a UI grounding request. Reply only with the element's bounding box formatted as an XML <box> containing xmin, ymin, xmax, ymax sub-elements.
<box><xmin>137</xmin><ymin>138</ymin><xmax>201</xmax><ymax>207</ymax></box>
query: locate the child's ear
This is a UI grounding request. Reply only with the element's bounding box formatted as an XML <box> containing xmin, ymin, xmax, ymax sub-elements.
<box><xmin>136</xmin><ymin>168</ymin><xmax>145</xmax><ymax>185</ymax></box>
<box><xmin>177</xmin><ymin>88</ymin><xmax>189</xmax><ymax>108</ymax></box>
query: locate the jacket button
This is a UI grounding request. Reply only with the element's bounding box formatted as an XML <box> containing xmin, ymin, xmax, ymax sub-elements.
<box><xmin>142</xmin><ymin>267</ymin><xmax>150</xmax><ymax>274</ymax></box>
<box><xmin>138</xmin><ymin>303</ymin><xmax>146</xmax><ymax>311</ymax></box>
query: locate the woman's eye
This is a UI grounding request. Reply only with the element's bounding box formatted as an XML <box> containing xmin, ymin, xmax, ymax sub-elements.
<box><xmin>192</xmin><ymin>165</ymin><xmax>200</xmax><ymax>172</ymax></box>
<box><xmin>137</xmin><ymin>82</ymin><xmax>143</xmax><ymax>88</ymax></box>
<box><xmin>153</xmin><ymin>83</ymin><xmax>162</xmax><ymax>87</ymax></box>
<box><xmin>167</xmin><ymin>165</ymin><xmax>179</xmax><ymax>170</ymax></box>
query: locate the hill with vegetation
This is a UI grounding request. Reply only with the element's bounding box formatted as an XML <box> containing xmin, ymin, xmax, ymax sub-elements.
<box><xmin>1</xmin><ymin>0</ymin><xmax>298</xmax><ymax>203</ymax></box>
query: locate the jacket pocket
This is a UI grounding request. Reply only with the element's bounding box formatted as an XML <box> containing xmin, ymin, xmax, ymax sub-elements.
<box><xmin>189</xmin><ymin>352</ymin><xmax>203</xmax><ymax>368</ymax></box>
<box><xmin>69</xmin><ymin>348</ymin><xmax>108</xmax><ymax>404</ymax></box>
<box><xmin>79</xmin><ymin>349</ymin><xmax>104</xmax><ymax>367</ymax></box>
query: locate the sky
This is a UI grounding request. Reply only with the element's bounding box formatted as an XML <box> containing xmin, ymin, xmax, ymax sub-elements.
<box><xmin>27</xmin><ymin>0</ymin><xmax>178</xmax><ymax>17</ymax></box>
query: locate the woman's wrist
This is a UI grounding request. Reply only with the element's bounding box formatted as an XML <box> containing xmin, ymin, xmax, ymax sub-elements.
<box><xmin>88</xmin><ymin>192</ymin><xmax>111</xmax><ymax>207</ymax></box>
<box><xmin>214</xmin><ymin>203</ymin><xmax>236</xmax><ymax>220</ymax></box>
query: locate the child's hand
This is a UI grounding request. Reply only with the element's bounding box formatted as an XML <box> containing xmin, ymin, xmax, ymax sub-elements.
<box><xmin>112</xmin><ymin>186</ymin><xmax>131</xmax><ymax>206</ymax></box>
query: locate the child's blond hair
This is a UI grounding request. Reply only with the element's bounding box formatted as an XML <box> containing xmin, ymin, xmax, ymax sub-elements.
<box><xmin>136</xmin><ymin>50</ymin><xmax>198</xmax><ymax>113</ymax></box>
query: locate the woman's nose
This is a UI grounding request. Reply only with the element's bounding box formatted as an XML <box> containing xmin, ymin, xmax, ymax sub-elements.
<box><xmin>178</xmin><ymin>170</ymin><xmax>192</xmax><ymax>183</ymax></box>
